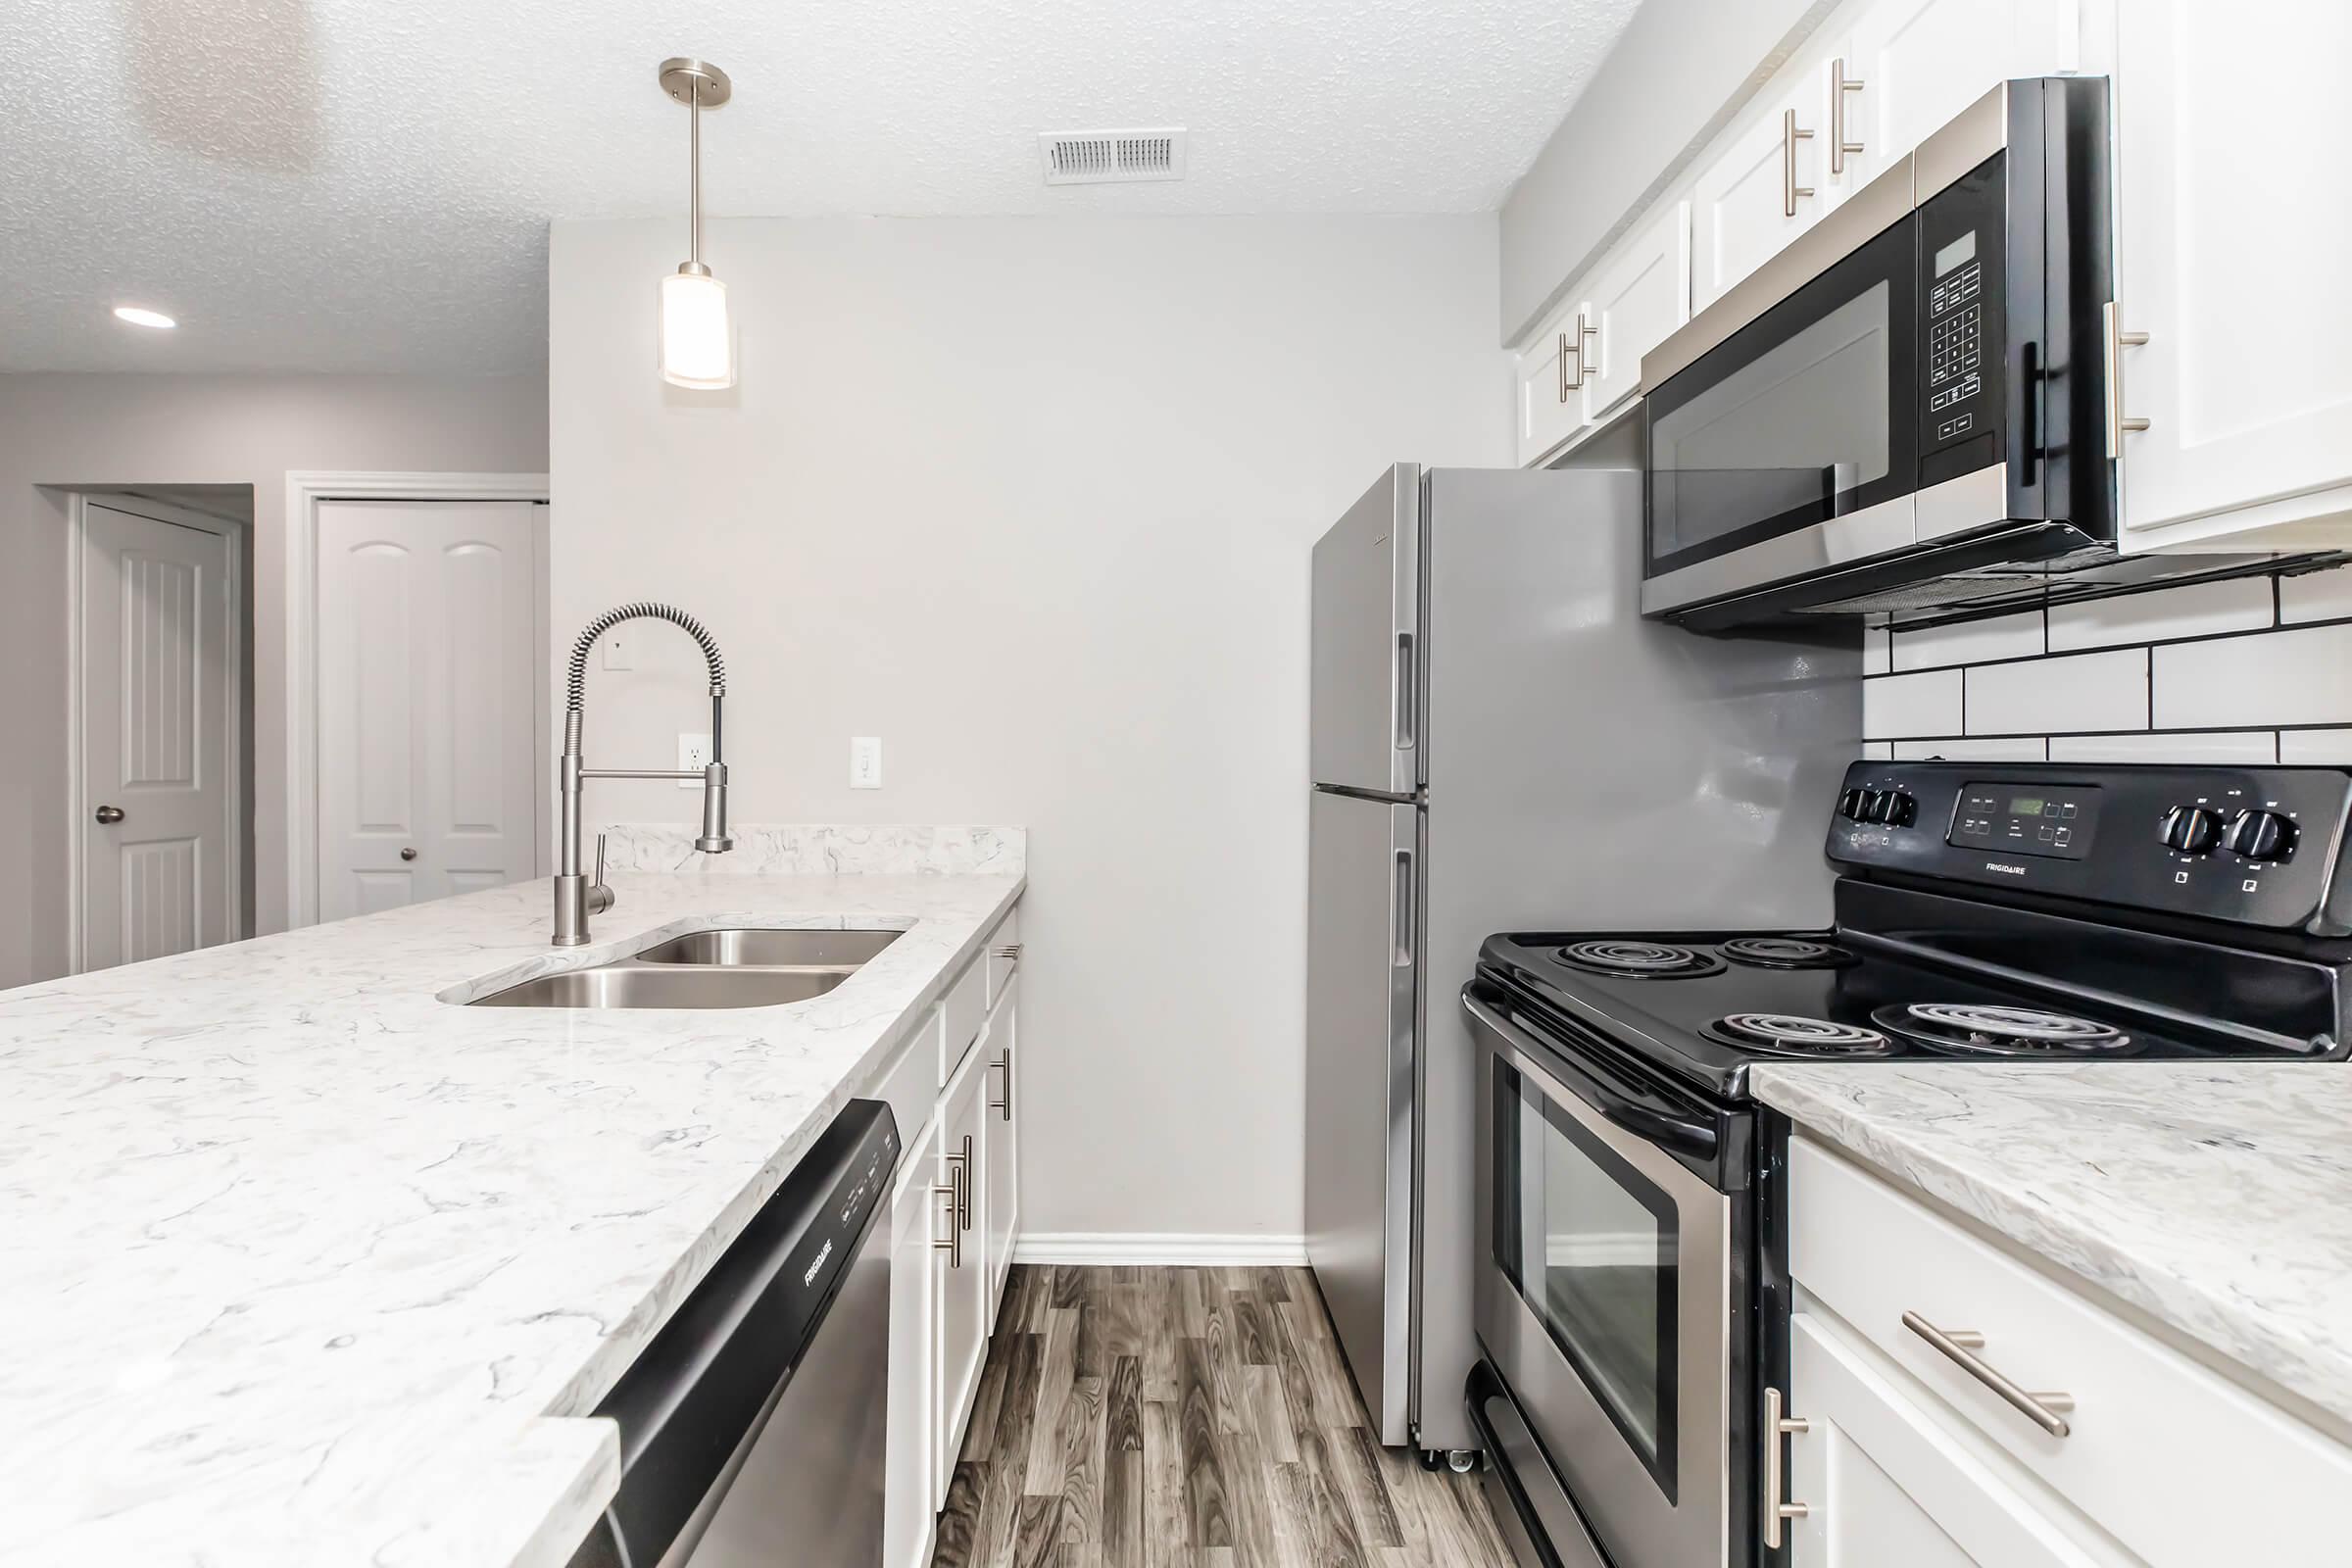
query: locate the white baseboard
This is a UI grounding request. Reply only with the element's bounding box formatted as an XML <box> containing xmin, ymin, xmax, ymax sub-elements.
<box><xmin>1012</xmin><ymin>1232</ymin><xmax>1310</xmax><ymax>1267</ymax></box>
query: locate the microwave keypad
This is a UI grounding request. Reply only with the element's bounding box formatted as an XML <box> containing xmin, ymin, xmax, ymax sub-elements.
<box><xmin>1925</xmin><ymin>256</ymin><xmax>1987</xmax><ymax>445</ymax></box>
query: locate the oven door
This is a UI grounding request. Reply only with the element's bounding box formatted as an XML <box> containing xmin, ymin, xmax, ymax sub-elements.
<box><xmin>1469</xmin><ymin>990</ymin><xmax>1736</xmax><ymax>1568</ymax></box>
<box><xmin>1642</xmin><ymin>213</ymin><xmax>1920</xmax><ymax>617</ymax></box>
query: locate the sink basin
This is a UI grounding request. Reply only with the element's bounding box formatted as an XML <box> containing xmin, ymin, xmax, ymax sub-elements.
<box><xmin>469</xmin><ymin>964</ymin><xmax>852</xmax><ymax>1009</ymax></box>
<box><xmin>634</xmin><ymin>928</ymin><xmax>904</xmax><ymax>967</ymax></box>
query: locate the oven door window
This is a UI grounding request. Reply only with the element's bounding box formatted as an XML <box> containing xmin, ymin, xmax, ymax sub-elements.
<box><xmin>1493</xmin><ymin>1059</ymin><xmax>1681</xmax><ymax>1497</ymax></box>
<box><xmin>1647</xmin><ymin>217</ymin><xmax>1920</xmax><ymax>578</ymax></box>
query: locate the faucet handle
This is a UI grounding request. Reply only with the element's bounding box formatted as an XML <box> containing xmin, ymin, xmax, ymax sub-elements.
<box><xmin>588</xmin><ymin>832</ymin><xmax>616</xmax><ymax>915</ymax></box>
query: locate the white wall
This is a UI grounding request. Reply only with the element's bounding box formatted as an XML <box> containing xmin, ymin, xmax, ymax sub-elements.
<box><xmin>1498</xmin><ymin>0</ymin><xmax>1831</xmax><ymax>343</ymax></box>
<box><xmin>551</xmin><ymin>215</ymin><xmax>1508</xmax><ymax>1244</ymax></box>
<box><xmin>0</xmin><ymin>373</ymin><xmax>549</xmax><ymax>990</ymax></box>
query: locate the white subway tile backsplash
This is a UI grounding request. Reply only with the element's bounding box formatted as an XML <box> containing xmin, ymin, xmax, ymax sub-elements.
<box><xmin>1890</xmin><ymin>611</ymin><xmax>2043</xmax><ymax>671</ymax></box>
<box><xmin>2280</xmin><ymin>729</ymin><xmax>2352</xmax><ymax>764</ymax></box>
<box><xmin>1863</xmin><ymin>625</ymin><xmax>1891</xmax><ymax>675</ymax></box>
<box><xmin>1861</xmin><ymin>741</ymin><xmax>1893</xmax><ymax>760</ymax></box>
<box><xmin>2045</xmin><ymin>575</ymin><xmax>2273</xmax><ymax>652</ymax></box>
<box><xmin>2048</xmin><ymin>731</ymin><xmax>2277</xmax><ymax>763</ymax></box>
<box><xmin>2279</xmin><ymin>562</ymin><xmax>2352</xmax><ymax>624</ymax></box>
<box><xmin>2152</xmin><ymin>624</ymin><xmax>2352</xmax><ymax>729</ymax></box>
<box><xmin>1891</xmin><ymin>737</ymin><xmax>2048</xmax><ymax>760</ymax></box>
<box><xmin>1863</xmin><ymin>669</ymin><xmax>1963</xmax><ymax>739</ymax></box>
<box><xmin>1965</xmin><ymin>649</ymin><xmax>2147</xmax><ymax>735</ymax></box>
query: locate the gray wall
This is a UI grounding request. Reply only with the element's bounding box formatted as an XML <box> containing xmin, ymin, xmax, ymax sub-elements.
<box><xmin>550</xmin><ymin>215</ymin><xmax>1510</xmax><ymax>1246</ymax></box>
<box><xmin>1498</xmin><ymin>0</ymin><xmax>1833</xmax><ymax>344</ymax></box>
<box><xmin>0</xmin><ymin>373</ymin><xmax>549</xmax><ymax>989</ymax></box>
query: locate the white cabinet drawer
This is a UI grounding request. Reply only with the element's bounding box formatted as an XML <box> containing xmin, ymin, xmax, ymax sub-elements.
<box><xmin>873</xmin><ymin>1005</ymin><xmax>943</xmax><ymax>1151</ymax></box>
<box><xmin>1790</xmin><ymin>1137</ymin><xmax>2352</xmax><ymax>1568</ymax></box>
<box><xmin>937</xmin><ymin>955</ymin><xmax>987</xmax><ymax>1090</ymax></box>
<box><xmin>985</xmin><ymin>906</ymin><xmax>1021</xmax><ymax>1004</ymax></box>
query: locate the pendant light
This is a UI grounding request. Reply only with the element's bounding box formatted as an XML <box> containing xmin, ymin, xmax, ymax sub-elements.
<box><xmin>657</xmin><ymin>57</ymin><xmax>735</xmax><ymax>389</ymax></box>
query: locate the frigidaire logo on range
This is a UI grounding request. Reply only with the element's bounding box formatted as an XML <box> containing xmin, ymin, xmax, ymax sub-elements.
<box><xmin>804</xmin><ymin>1238</ymin><xmax>833</xmax><ymax>1287</ymax></box>
<box><xmin>1984</xmin><ymin>861</ymin><xmax>2030</xmax><ymax>876</ymax></box>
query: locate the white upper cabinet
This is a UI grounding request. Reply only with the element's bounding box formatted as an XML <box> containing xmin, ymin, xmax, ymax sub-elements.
<box><xmin>1514</xmin><ymin>202</ymin><xmax>1691</xmax><ymax>466</ymax></box>
<box><xmin>1830</xmin><ymin>0</ymin><xmax>2082</xmax><ymax>201</ymax></box>
<box><xmin>1581</xmin><ymin>202</ymin><xmax>1692</xmax><ymax>420</ymax></box>
<box><xmin>1690</xmin><ymin>67</ymin><xmax>1831</xmax><ymax>311</ymax></box>
<box><xmin>2113</xmin><ymin>0</ymin><xmax>2352</xmax><ymax>547</ymax></box>
<box><xmin>1513</xmin><ymin>303</ymin><xmax>1588</xmax><ymax>466</ymax></box>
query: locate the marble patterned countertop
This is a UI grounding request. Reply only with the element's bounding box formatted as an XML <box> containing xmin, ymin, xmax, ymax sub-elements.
<box><xmin>0</xmin><ymin>825</ymin><xmax>1023</xmax><ymax>1567</ymax></box>
<box><xmin>1751</xmin><ymin>1061</ymin><xmax>2352</xmax><ymax>1437</ymax></box>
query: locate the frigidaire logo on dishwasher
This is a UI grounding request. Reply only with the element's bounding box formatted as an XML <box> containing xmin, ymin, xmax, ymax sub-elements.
<box><xmin>1984</xmin><ymin>861</ymin><xmax>2030</xmax><ymax>876</ymax></box>
<box><xmin>804</xmin><ymin>1238</ymin><xmax>832</xmax><ymax>1287</ymax></box>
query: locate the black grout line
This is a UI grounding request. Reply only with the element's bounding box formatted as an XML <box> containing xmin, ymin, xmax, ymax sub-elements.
<box><xmin>1867</xmin><ymin>610</ymin><xmax>2352</xmax><ymax>680</ymax></box>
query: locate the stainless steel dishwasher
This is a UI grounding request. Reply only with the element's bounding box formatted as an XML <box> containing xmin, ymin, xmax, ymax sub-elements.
<box><xmin>566</xmin><ymin>1100</ymin><xmax>899</xmax><ymax>1568</ymax></box>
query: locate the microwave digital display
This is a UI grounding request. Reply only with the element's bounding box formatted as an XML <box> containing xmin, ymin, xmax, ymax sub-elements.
<box><xmin>1934</xmin><ymin>230</ymin><xmax>1978</xmax><ymax>277</ymax></box>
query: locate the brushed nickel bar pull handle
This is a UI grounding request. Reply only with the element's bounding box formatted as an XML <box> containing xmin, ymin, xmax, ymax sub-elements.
<box><xmin>957</xmin><ymin>1133</ymin><xmax>975</xmax><ymax>1230</ymax></box>
<box><xmin>1557</xmin><ymin>330</ymin><xmax>1574</xmax><ymax>404</ymax></box>
<box><xmin>1763</xmin><ymin>1386</ymin><xmax>1810</xmax><ymax>1548</ymax></box>
<box><xmin>1903</xmin><ymin>1311</ymin><xmax>2075</xmax><ymax>1437</ymax></box>
<box><xmin>1573</xmin><ymin>312</ymin><xmax>1598</xmax><ymax>389</ymax></box>
<box><xmin>2103</xmin><ymin>302</ymin><xmax>2151</xmax><ymax>460</ymax></box>
<box><xmin>932</xmin><ymin>1184</ymin><xmax>961</xmax><ymax>1268</ymax></box>
<box><xmin>988</xmin><ymin>1050</ymin><xmax>1012</xmax><ymax>1120</ymax></box>
<box><xmin>1832</xmin><ymin>59</ymin><xmax>1866</xmax><ymax>174</ymax></box>
<box><xmin>1784</xmin><ymin>109</ymin><xmax>1816</xmax><ymax>218</ymax></box>
<box><xmin>992</xmin><ymin>943</ymin><xmax>1022</xmax><ymax>960</ymax></box>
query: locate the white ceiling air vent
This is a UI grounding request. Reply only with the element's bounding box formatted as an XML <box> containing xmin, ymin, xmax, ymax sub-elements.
<box><xmin>1039</xmin><ymin>129</ymin><xmax>1188</xmax><ymax>185</ymax></box>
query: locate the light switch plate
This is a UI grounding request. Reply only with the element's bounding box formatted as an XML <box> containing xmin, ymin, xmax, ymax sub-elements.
<box><xmin>677</xmin><ymin>732</ymin><xmax>712</xmax><ymax>788</ymax></box>
<box><xmin>850</xmin><ymin>736</ymin><xmax>883</xmax><ymax>790</ymax></box>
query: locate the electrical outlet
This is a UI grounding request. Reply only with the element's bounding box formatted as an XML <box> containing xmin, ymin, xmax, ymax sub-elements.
<box><xmin>850</xmin><ymin>736</ymin><xmax>883</xmax><ymax>790</ymax></box>
<box><xmin>603</xmin><ymin>631</ymin><xmax>631</xmax><ymax>670</ymax></box>
<box><xmin>677</xmin><ymin>732</ymin><xmax>712</xmax><ymax>788</ymax></box>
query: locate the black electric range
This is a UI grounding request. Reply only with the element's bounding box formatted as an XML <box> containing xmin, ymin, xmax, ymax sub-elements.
<box><xmin>1462</xmin><ymin>761</ymin><xmax>2352</xmax><ymax>1568</ymax></box>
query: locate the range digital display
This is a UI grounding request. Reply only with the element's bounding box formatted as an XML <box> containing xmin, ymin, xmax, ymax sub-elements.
<box><xmin>1950</xmin><ymin>782</ymin><xmax>2099</xmax><ymax>860</ymax></box>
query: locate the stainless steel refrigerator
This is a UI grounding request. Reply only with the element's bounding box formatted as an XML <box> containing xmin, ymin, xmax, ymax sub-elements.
<box><xmin>1305</xmin><ymin>464</ymin><xmax>1859</xmax><ymax>1456</ymax></box>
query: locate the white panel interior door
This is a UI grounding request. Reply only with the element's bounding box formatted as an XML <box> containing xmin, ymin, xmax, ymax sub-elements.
<box><xmin>79</xmin><ymin>503</ymin><xmax>233</xmax><ymax>969</ymax></box>
<box><xmin>316</xmin><ymin>500</ymin><xmax>540</xmax><ymax>922</ymax></box>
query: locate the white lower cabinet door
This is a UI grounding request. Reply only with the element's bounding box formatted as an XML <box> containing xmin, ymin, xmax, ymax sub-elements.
<box><xmin>982</xmin><ymin>974</ymin><xmax>1021</xmax><ymax>1313</ymax></box>
<box><xmin>1784</xmin><ymin>1312</ymin><xmax>2121</xmax><ymax>1568</ymax></box>
<box><xmin>884</xmin><ymin>1114</ymin><xmax>946</xmax><ymax>1568</ymax></box>
<box><xmin>932</xmin><ymin>1039</ymin><xmax>991</xmax><ymax>1503</ymax></box>
<box><xmin>2113</xmin><ymin>0</ymin><xmax>2352</xmax><ymax>546</ymax></box>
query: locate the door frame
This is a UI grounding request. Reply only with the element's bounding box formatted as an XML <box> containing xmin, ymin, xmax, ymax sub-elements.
<box><xmin>66</xmin><ymin>493</ymin><xmax>249</xmax><ymax>975</ymax></box>
<box><xmin>285</xmin><ymin>471</ymin><xmax>551</xmax><ymax>929</ymax></box>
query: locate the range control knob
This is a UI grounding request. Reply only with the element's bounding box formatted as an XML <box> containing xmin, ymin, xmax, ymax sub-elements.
<box><xmin>2225</xmin><ymin>808</ymin><xmax>2297</xmax><ymax>863</ymax></box>
<box><xmin>1838</xmin><ymin>787</ymin><xmax>1868</xmax><ymax>821</ymax></box>
<box><xmin>2160</xmin><ymin>805</ymin><xmax>2225</xmax><ymax>854</ymax></box>
<box><xmin>1885</xmin><ymin>790</ymin><xmax>1918</xmax><ymax>827</ymax></box>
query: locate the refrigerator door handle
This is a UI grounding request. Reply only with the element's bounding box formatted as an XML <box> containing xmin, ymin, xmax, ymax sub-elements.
<box><xmin>1393</xmin><ymin>848</ymin><xmax>1416</xmax><ymax>967</ymax></box>
<box><xmin>1395</xmin><ymin>631</ymin><xmax>1417</xmax><ymax>753</ymax></box>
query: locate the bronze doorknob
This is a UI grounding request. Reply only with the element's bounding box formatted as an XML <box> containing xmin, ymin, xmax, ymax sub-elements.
<box><xmin>400</xmin><ymin>847</ymin><xmax>418</xmax><ymax>861</ymax></box>
<box><xmin>94</xmin><ymin>806</ymin><xmax>124</xmax><ymax>825</ymax></box>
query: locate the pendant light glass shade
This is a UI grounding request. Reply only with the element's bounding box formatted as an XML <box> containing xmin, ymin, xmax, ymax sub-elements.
<box><xmin>660</xmin><ymin>269</ymin><xmax>733</xmax><ymax>389</ymax></box>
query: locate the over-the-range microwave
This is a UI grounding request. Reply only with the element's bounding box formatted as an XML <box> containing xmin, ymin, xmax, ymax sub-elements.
<box><xmin>1638</xmin><ymin>76</ymin><xmax>2324</xmax><ymax>631</ymax></box>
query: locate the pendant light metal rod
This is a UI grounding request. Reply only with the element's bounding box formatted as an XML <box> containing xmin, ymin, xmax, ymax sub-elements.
<box><xmin>688</xmin><ymin>80</ymin><xmax>702</xmax><ymax>269</ymax></box>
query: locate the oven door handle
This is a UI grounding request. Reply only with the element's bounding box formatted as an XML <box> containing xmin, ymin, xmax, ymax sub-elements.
<box><xmin>1465</xmin><ymin>993</ymin><xmax>1720</xmax><ymax>1161</ymax></box>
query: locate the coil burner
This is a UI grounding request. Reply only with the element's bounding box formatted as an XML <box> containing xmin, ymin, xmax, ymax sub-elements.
<box><xmin>1874</xmin><ymin>1003</ymin><xmax>2135</xmax><ymax>1057</ymax></box>
<box><xmin>1556</xmin><ymin>940</ymin><xmax>1726</xmax><ymax>979</ymax></box>
<box><xmin>1718</xmin><ymin>936</ymin><xmax>1856</xmax><ymax>970</ymax></box>
<box><xmin>1701</xmin><ymin>1012</ymin><xmax>1898</xmax><ymax>1057</ymax></box>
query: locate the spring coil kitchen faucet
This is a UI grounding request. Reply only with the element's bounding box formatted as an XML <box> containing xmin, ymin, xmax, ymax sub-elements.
<box><xmin>554</xmin><ymin>603</ymin><xmax>733</xmax><ymax>945</ymax></box>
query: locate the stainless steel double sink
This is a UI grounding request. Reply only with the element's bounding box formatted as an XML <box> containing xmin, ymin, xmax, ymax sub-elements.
<box><xmin>469</xmin><ymin>928</ymin><xmax>904</xmax><ymax>1009</ymax></box>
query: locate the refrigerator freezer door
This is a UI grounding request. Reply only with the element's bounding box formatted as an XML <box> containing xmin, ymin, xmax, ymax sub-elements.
<box><xmin>1311</xmin><ymin>465</ymin><xmax>1422</xmax><ymax>798</ymax></box>
<box><xmin>1304</xmin><ymin>787</ymin><xmax>1420</xmax><ymax>1445</ymax></box>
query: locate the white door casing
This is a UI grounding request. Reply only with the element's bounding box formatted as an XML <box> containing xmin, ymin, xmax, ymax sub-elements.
<box><xmin>74</xmin><ymin>499</ymin><xmax>239</xmax><ymax>970</ymax></box>
<box><xmin>315</xmin><ymin>499</ymin><xmax>540</xmax><ymax>921</ymax></box>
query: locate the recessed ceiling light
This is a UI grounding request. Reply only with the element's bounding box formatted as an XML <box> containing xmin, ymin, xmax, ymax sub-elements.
<box><xmin>113</xmin><ymin>306</ymin><xmax>176</xmax><ymax>329</ymax></box>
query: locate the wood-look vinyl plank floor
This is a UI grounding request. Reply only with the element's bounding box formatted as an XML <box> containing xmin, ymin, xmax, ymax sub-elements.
<box><xmin>932</xmin><ymin>1266</ymin><xmax>1514</xmax><ymax>1568</ymax></box>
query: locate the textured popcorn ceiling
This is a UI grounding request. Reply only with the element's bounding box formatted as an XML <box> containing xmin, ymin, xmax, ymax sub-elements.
<box><xmin>0</xmin><ymin>0</ymin><xmax>1642</xmax><ymax>373</ymax></box>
